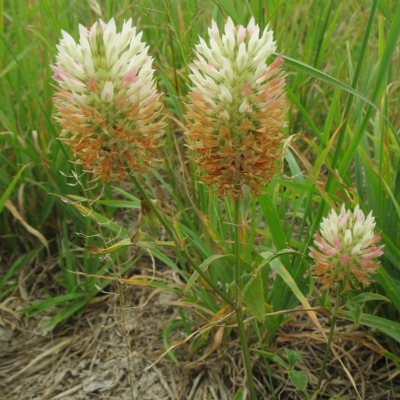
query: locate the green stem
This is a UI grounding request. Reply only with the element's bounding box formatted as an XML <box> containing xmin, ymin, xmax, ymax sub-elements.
<box><xmin>234</xmin><ymin>197</ymin><xmax>257</xmax><ymax>400</ymax></box>
<box><xmin>234</xmin><ymin>198</ymin><xmax>241</xmax><ymax>307</ymax></box>
<box><xmin>315</xmin><ymin>287</ymin><xmax>343</xmax><ymax>393</ymax></box>
<box><xmin>129</xmin><ymin>171</ymin><xmax>234</xmax><ymax>307</ymax></box>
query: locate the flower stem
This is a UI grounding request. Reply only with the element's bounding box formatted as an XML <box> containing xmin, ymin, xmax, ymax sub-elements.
<box><xmin>128</xmin><ymin>171</ymin><xmax>234</xmax><ymax>307</ymax></box>
<box><xmin>315</xmin><ymin>287</ymin><xmax>343</xmax><ymax>393</ymax></box>
<box><xmin>234</xmin><ymin>197</ymin><xmax>257</xmax><ymax>400</ymax></box>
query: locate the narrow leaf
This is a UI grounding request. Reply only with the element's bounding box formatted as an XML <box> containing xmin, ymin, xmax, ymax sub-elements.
<box><xmin>282</xmin><ymin>54</ymin><xmax>396</xmax><ymax>135</ymax></box>
<box><xmin>340</xmin><ymin>311</ymin><xmax>400</xmax><ymax>344</ymax></box>
<box><xmin>350</xmin><ymin>293</ymin><xmax>390</xmax><ymax>304</ymax></box>
<box><xmin>85</xmin><ymin>238</ymin><xmax>133</xmax><ymax>254</ymax></box>
<box><xmin>0</xmin><ymin>164</ymin><xmax>27</xmax><ymax>213</ymax></box>
<box><xmin>374</xmin><ymin>267</ymin><xmax>400</xmax><ymax>313</ymax></box>
<box><xmin>233</xmin><ymin>387</ymin><xmax>245</xmax><ymax>400</ymax></box>
<box><xmin>243</xmin><ymin>272</ymin><xmax>265</xmax><ymax>322</ymax></box>
<box><xmin>346</xmin><ymin>300</ymin><xmax>361</xmax><ymax>328</ymax></box>
<box><xmin>215</xmin><ymin>0</ymin><xmax>240</xmax><ymax>23</ymax></box>
<box><xmin>184</xmin><ymin>254</ymin><xmax>234</xmax><ymax>294</ymax></box>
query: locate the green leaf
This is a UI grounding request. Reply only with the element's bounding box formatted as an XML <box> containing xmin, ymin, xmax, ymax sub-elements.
<box><xmin>345</xmin><ymin>300</ymin><xmax>362</xmax><ymax>328</ymax></box>
<box><xmin>242</xmin><ymin>249</ymin><xmax>302</xmax><ymax>298</ymax></box>
<box><xmin>374</xmin><ymin>267</ymin><xmax>400</xmax><ymax>313</ymax></box>
<box><xmin>288</xmin><ymin>370</ymin><xmax>308</xmax><ymax>391</ymax></box>
<box><xmin>285</xmin><ymin>348</ymin><xmax>302</xmax><ymax>369</ymax></box>
<box><xmin>258</xmin><ymin>195</ymin><xmax>294</xmax><ymax>312</ymax></box>
<box><xmin>141</xmin><ymin>199</ymin><xmax>161</xmax><ymax>238</ymax></box>
<box><xmin>339</xmin><ymin>311</ymin><xmax>400</xmax><ymax>344</ymax></box>
<box><xmin>266</xmin><ymin>257</ymin><xmax>324</xmax><ymax>334</ymax></box>
<box><xmin>0</xmin><ymin>248</ymin><xmax>42</xmax><ymax>296</ymax></box>
<box><xmin>97</xmin><ymin>199</ymin><xmax>140</xmax><ymax>208</ymax></box>
<box><xmin>378</xmin><ymin>0</ymin><xmax>394</xmax><ymax>22</ymax></box>
<box><xmin>54</xmin><ymin>194</ymin><xmax>128</xmax><ymax>236</ymax></box>
<box><xmin>184</xmin><ymin>254</ymin><xmax>234</xmax><ymax>294</ymax></box>
<box><xmin>282</xmin><ymin>54</ymin><xmax>396</xmax><ymax>136</ymax></box>
<box><xmin>46</xmin><ymin>298</ymin><xmax>88</xmax><ymax>328</ymax></box>
<box><xmin>243</xmin><ymin>272</ymin><xmax>265</xmax><ymax>322</ymax></box>
<box><xmin>258</xmin><ymin>197</ymin><xmax>291</xmax><ymax>268</ymax></box>
<box><xmin>163</xmin><ymin>320</ymin><xmax>181</xmax><ymax>365</ymax></box>
<box><xmin>22</xmin><ymin>293</ymin><xmax>87</xmax><ymax>318</ymax></box>
<box><xmin>233</xmin><ymin>387</ymin><xmax>245</xmax><ymax>400</ymax></box>
<box><xmin>350</xmin><ymin>292</ymin><xmax>390</xmax><ymax>304</ymax></box>
<box><xmin>150</xmin><ymin>248</ymin><xmax>186</xmax><ymax>277</ymax></box>
<box><xmin>112</xmin><ymin>187</ymin><xmax>141</xmax><ymax>207</ymax></box>
<box><xmin>135</xmin><ymin>232</ymin><xmax>157</xmax><ymax>248</ymax></box>
<box><xmin>85</xmin><ymin>238</ymin><xmax>134</xmax><ymax>254</ymax></box>
<box><xmin>0</xmin><ymin>164</ymin><xmax>27</xmax><ymax>214</ymax></box>
<box><xmin>214</xmin><ymin>0</ymin><xmax>240</xmax><ymax>24</ymax></box>
<box><xmin>252</xmin><ymin>349</ymin><xmax>289</xmax><ymax>369</ymax></box>
<box><xmin>60</xmin><ymin>220</ymin><xmax>78</xmax><ymax>291</ymax></box>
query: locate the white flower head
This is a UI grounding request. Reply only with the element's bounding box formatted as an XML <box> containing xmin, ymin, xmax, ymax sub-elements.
<box><xmin>51</xmin><ymin>18</ymin><xmax>164</xmax><ymax>181</ymax></box>
<box><xmin>185</xmin><ymin>17</ymin><xmax>287</xmax><ymax>198</ymax></box>
<box><xmin>309</xmin><ymin>204</ymin><xmax>384</xmax><ymax>290</ymax></box>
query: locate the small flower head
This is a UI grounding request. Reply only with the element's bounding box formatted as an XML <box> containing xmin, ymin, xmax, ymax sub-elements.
<box><xmin>309</xmin><ymin>204</ymin><xmax>384</xmax><ymax>291</ymax></box>
<box><xmin>185</xmin><ymin>17</ymin><xmax>287</xmax><ymax>198</ymax></box>
<box><xmin>51</xmin><ymin>18</ymin><xmax>164</xmax><ymax>181</ymax></box>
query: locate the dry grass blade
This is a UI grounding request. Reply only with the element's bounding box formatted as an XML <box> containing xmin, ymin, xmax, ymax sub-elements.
<box><xmin>6</xmin><ymin>338</ymin><xmax>73</xmax><ymax>383</ymax></box>
<box><xmin>143</xmin><ymin>309</ymin><xmax>236</xmax><ymax>371</ymax></box>
<box><xmin>4</xmin><ymin>199</ymin><xmax>49</xmax><ymax>255</ymax></box>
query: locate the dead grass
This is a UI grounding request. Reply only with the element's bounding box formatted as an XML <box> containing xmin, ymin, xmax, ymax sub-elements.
<box><xmin>1</xmin><ymin>253</ymin><xmax>399</xmax><ymax>400</ymax></box>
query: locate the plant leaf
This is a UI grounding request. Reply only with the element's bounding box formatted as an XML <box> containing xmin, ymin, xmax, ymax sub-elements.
<box><xmin>285</xmin><ymin>348</ymin><xmax>302</xmax><ymax>369</ymax></box>
<box><xmin>243</xmin><ymin>272</ymin><xmax>265</xmax><ymax>322</ymax></box>
<box><xmin>289</xmin><ymin>370</ymin><xmax>308</xmax><ymax>391</ymax></box>
<box><xmin>339</xmin><ymin>311</ymin><xmax>400</xmax><ymax>344</ymax></box>
<box><xmin>252</xmin><ymin>349</ymin><xmax>289</xmax><ymax>369</ymax></box>
<box><xmin>184</xmin><ymin>254</ymin><xmax>234</xmax><ymax>294</ymax></box>
<box><xmin>215</xmin><ymin>0</ymin><xmax>240</xmax><ymax>23</ymax></box>
<box><xmin>0</xmin><ymin>164</ymin><xmax>28</xmax><ymax>213</ymax></box>
<box><xmin>85</xmin><ymin>238</ymin><xmax>134</xmax><ymax>254</ymax></box>
<box><xmin>233</xmin><ymin>387</ymin><xmax>244</xmax><ymax>400</ymax></box>
<box><xmin>346</xmin><ymin>300</ymin><xmax>362</xmax><ymax>328</ymax></box>
<box><xmin>350</xmin><ymin>292</ymin><xmax>390</xmax><ymax>304</ymax></box>
<box><xmin>374</xmin><ymin>267</ymin><xmax>400</xmax><ymax>313</ymax></box>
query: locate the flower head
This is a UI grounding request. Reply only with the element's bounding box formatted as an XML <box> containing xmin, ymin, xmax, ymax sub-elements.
<box><xmin>185</xmin><ymin>17</ymin><xmax>287</xmax><ymax>198</ymax></box>
<box><xmin>51</xmin><ymin>18</ymin><xmax>164</xmax><ymax>181</ymax></box>
<box><xmin>309</xmin><ymin>204</ymin><xmax>384</xmax><ymax>291</ymax></box>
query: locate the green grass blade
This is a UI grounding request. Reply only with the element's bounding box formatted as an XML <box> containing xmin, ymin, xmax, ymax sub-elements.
<box><xmin>340</xmin><ymin>311</ymin><xmax>400</xmax><ymax>344</ymax></box>
<box><xmin>0</xmin><ymin>164</ymin><xmax>27</xmax><ymax>213</ymax></box>
<box><xmin>282</xmin><ymin>53</ymin><xmax>396</xmax><ymax>135</ymax></box>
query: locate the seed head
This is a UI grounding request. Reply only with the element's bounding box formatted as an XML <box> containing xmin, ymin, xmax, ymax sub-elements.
<box><xmin>309</xmin><ymin>204</ymin><xmax>384</xmax><ymax>291</ymax></box>
<box><xmin>185</xmin><ymin>17</ymin><xmax>287</xmax><ymax>198</ymax></box>
<box><xmin>51</xmin><ymin>18</ymin><xmax>164</xmax><ymax>181</ymax></box>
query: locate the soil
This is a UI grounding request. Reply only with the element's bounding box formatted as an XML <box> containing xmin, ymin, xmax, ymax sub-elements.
<box><xmin>1</xmin><ymin>253</ymin><xmax>399</xmax><ymax>400</ymax></box>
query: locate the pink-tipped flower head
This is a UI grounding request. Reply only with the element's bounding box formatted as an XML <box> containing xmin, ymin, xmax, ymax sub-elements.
<box><xmin>51</xmin><ymin>18</ymin><xmax>164</xmax><ymax>181</ymax></box>
<box><xmin>309</xmin><ymin>204</ymin><xmax>384</xmax><ymax>291</ymax></box>
<box><xmin>185</xmin><ymin>17</ymin><xmax>287</xmax><ymax>198</ymax></box>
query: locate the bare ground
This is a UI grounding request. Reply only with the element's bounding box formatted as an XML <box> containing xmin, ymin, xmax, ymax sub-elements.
<box><xmin>1</xmin><ymin>255</ymin><xmax>400</xmax><ymax>400</ymax></box>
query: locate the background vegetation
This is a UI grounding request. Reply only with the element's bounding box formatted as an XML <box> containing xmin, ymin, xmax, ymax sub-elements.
<box><xmin>1</xmin><ymin>0</ymin><xmax>399</xmax><ymax>397</ymax></box>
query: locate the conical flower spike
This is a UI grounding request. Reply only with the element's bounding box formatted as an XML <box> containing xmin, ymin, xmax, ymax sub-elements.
<box><xmin>51</xmin><ymin>18</ymin><xmax>164</xmax><ymax>181</ymax></box>
<box><xmin>309</xmin><ymin>204</ymin><xmax>384</xmax><ymax>291</ymax></box>
<box><xmin>185</xmin><ymin>17</ymin><xmax>287</xmax><ymax>198</ymax></box>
